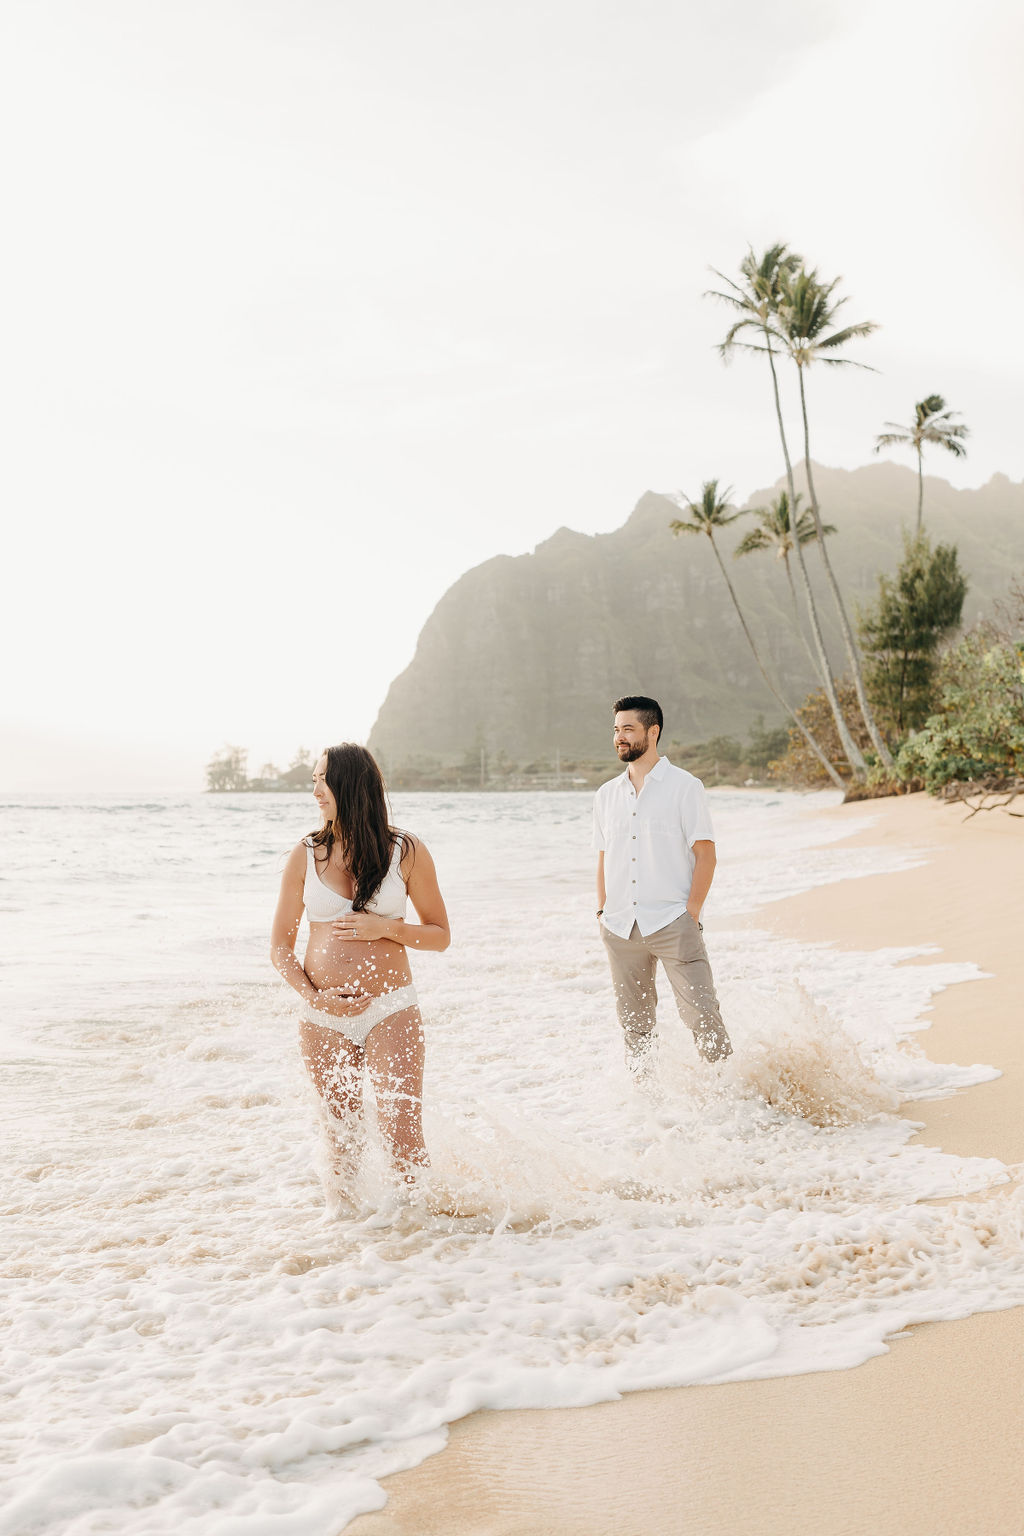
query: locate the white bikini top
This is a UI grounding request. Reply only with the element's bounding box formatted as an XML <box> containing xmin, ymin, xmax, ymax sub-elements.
<box><xmin>302</xmin><ymin>835</ymin><xmax>408</xmax><ymax>923</ymax></box>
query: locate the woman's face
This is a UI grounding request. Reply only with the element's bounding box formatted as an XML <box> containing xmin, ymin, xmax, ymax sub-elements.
<box><xmin>312</xmin><ymin>754</ymin><xmax>337</xmax><ymax>822</ymax></box>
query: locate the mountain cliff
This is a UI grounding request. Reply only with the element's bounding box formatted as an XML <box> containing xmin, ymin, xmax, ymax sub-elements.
<box><xmin>369</xmin><ymin>463</ymin><xmax>1024</xmax><ymax>766</ymax></box>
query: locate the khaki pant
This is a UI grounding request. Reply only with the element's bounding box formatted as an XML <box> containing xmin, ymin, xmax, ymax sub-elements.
<box><xmin>600</xmin><ymin>915</ymin><xmax>732</xmax><ymax>1064</ymax></box>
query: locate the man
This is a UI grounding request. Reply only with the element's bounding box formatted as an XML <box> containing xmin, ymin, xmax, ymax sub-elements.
<box><xmin>593</xmin><ymin>695</ymin><xmax>732</xmax><ymax>1070</ymax></box>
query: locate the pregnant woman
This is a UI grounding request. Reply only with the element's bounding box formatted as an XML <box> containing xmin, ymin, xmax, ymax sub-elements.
<box><xmin>271</xmin><ymin>743</ymin><xmax>450</xmax><ymax>1209</ymax></box>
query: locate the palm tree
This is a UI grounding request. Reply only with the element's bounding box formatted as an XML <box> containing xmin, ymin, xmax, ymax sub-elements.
<box><xmin>735</xmin><ymin>492</ymin><xmax>834</xmax><ymax>680</ymax></box>
<box><xmin>706</xmin><ymin>246</ymin><xmax>868</xmax><ymax>779</ymax></box>
<box><xmin>670</xmin><ymin>480</ymin><xmax>846</xmax><ymax>790</ymax></box>
<box><xmin>772</xmin><ymin>266</ymin><xmax>895</xmax><ymax>773</ymax></box>
<box><xmin>875</xmin><ymin>395</ymin><xmax>969</xmax><ymax>532</ymax></box>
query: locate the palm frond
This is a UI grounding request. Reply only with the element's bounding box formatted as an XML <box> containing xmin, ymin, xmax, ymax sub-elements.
<box><xmin>718</xmin><ymin>314</ymin><xmax>766</xmax><ymax>356</ymax></box>
<box><xmin>704</xmin><ymin>267</ymin><xmax>750</xmax><ymax>305</ymax></box>
<box><xmin>775</xmin><ymin>268</ymin><xmax>877</xmax><ymax>376</ymax></box>
<box><xmin>815</xmin><ymin>321</ymin><xmax>879</xmax><ymax>350</ymax></box>
<box><xmin>910</xmin><ymin>396</ymin><xmax>969</xmax><ymax>457</ymax></box>
<box><xmin>875</xmin><ymin>431</ymin><xmax>912</xmax><ymax>451</ymax></box>
<box><xmin>803</xmin><ymin>518</ymin><xmax>837</xmax><ymax>541</ymax></box>
<box><xmin>672</xmin><ymin>479</ymin><xmax>741</xmax><ymax>533</ymax></box>
<box><xmin>707</xmin><ymin>245</ymin><xmax>803</xmax><ymax>361</ymax></box>
<box><xmin>733</xmin><ymin>492</ymin><xmax>813</xmax><ymax>558</ymax></box>
<box><xmin>704</xmin><ymin>286</ymin><xmax>746</xmax><ymax>313</ymax></box>
<box><xmin>734</xmin><ymin>527</ymin><xmax>771</xmax><ymax>557</ymax></box>
<box><xmin>926</xmin><ymin>434</ymin><xmax>969</xmax><ymax>457</ymax></box>
<box><xmin>915</xmin><ymin>393</ymin><xmax>947</xmax><ymax>422</ymax></box>
<box><xmin>716</xmin><ymin>338</ymin><xmax>777</xmax><ymax>358</ymax></box>
<box><xmin>817</xmin><ymin>357</ymin><xmax>878</xmax><ymax>371</ymax></box>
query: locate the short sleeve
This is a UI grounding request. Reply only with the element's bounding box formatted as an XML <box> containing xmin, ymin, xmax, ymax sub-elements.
<box><xmin>591</xmin><ymin>794</ymin><xmax>606</xmax><ymax>852</ymax></box>
<box><xmin>682</xmin><ymin>778</ymin><xmax>715</xmax><ymax>845</ymax></box>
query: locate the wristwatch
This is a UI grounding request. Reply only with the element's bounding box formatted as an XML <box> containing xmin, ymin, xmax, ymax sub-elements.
<box><xmin>596</xmin><ymin>907</ymin><xmax>604</xmax><ymax>917</ymax></box>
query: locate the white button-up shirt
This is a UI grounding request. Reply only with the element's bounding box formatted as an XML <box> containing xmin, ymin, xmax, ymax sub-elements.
<box><xmin>592</xmin><ymin>756</ymin><xmax>715</xmax><ymax>938</ymax></box>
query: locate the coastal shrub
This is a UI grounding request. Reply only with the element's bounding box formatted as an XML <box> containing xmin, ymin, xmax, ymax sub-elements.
<box><xmin>858</xmin><ymin>533</ymin><xmax>967</xmax><ymax>735</ymax></box>
<box><xmin>895</xmin><ymin>623</ymin><xmax>1024</xmax><ymax>791</ymax></box>
<box><xmin>671</xmin><ymin>735</ymin><xmax>750</xmax><ymax>785</ymax></box>
<box><xmin>747</xmin><ymin>715</ymin><xmax>790</xmax><ymax>771</ymax></box>
<box><xmin>703</xmin><ymin>735</ymin><xmax>744</xmax><ymax>769</ymax></box>
<box><xmin>769</xmin><ymin>679</ymin><xmax>874</xmax><ymax>786</ymax></box>
<box><xmin>205</xmin><ymin>745</ymin><xmax>249</xmax><ymax>791</ymax></box>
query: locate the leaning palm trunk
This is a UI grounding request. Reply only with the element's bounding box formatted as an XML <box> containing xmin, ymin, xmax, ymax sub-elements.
<box><xmin>797</xmin><ymin>371</ymin><xmax>896</xmax><ymax>772</ymax></box>
<box><xmin>782</xmin><ymin>551</ymin><xmax>827</xmax><ymax>684</ymax></box>
<box><xmin>763</xmin><ymin>332</ymin><xmax>867</xmax><ymax>777</ymax></box>
<box><xmin>916</xmin><ymin>443</ymin><xmax>924</xmax><ymax>533</ymax></box>
<box><xmin>707</xmin><ymin>534</ymin><xmax>847</xmax><ymax>792</ymax></box>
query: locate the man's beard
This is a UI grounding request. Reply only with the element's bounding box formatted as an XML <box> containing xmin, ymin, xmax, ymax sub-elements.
<box><xmin>617</xmin><ymin>735</ymin><xmax>648</xmax><ymax>762</ymax></box>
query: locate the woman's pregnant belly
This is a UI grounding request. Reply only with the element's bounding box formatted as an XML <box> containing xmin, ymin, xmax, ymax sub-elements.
<box><xmin>303</xmin><ymin>924</ymin><xmax>412</xmax><ymax>997</ymax></box>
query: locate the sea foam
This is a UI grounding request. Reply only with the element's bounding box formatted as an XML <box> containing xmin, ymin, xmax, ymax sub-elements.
<box><xmin>1</xmin><ymin>789</ymin><xmax>1019</xmax><ymax>1534</ymax></box>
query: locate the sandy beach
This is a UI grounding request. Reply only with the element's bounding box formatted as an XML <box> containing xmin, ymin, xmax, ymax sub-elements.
<box><xmin>348</xmin><ymin>792</ymin><xmax>1024</xmax><ymax>1536</ymax></box>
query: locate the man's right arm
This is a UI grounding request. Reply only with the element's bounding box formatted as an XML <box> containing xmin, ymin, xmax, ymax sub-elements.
<box><xmin>592</xmin><ymin>793</ymin><xmax>607</xmax><ymax>915</ymax></box>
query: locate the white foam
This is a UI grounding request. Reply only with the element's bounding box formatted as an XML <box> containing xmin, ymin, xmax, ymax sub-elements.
<box><xmin>1</xmin><ymin>789</ymin><xmax>1019</xmax><ymax>1534</ymax></box>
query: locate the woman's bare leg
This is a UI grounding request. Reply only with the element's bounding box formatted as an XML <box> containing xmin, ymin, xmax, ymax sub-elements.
<box><xmin>299</xmin><ymin>1017</ymin><xmax>364</xmax><ymax>1194</ymax></box>
<box><xmin>363</xmin><ymin>1005</ymin><xmax>428</xmax><ymax>1178</ymax></box>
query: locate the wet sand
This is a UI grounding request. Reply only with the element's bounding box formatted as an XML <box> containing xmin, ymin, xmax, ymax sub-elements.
<box><xmin>348</xmin><ymin>792</ymin><xmax>1024</xmax><ymax>1536</ymax></box>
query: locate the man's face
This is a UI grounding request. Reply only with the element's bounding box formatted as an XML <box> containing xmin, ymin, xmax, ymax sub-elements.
<box><xmin>613</xmin><ymin>712</ymin><xmax>653</xmax><ymax>762</ymax></box>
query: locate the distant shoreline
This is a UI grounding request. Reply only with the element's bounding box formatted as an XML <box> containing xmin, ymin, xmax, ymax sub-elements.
<box><xmin>206</xmin><ymin>734</ymin><xmax>790</xmax><ymax>797</ymax></box>
<box><xmin>204</xmin><ymin>776</ymin><xmax>782</xmax><ymax>796</ymax></box>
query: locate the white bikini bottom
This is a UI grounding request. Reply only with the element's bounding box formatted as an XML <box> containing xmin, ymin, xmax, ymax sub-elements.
<box><xmin>301</xmin><ymin>983</ymin><xmax>419</xmax><ymax>1047</ymax></box>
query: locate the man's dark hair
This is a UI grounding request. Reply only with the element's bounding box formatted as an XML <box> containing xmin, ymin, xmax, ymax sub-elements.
<box><xmin>613</xmin><ymin>695</ymin><xmax>663</xmax><ymax>736</ymax></box>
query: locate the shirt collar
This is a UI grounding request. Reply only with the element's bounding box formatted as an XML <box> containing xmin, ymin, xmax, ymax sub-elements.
<box><xmin>621</xmin><ymin>754</ymin><xmax>671</xmax><ymax>787</ymax></box>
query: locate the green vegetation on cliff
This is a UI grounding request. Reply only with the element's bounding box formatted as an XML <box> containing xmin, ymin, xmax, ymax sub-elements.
<box><xmin>369</xmin><ymin>463</ymin><xmax>1023</xmax><ymax>776</ymax></box>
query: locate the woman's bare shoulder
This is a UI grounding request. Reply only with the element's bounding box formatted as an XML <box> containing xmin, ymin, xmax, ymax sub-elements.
<box><xmin>397</xmin><ymin>830</ymin><xmax>427</xmax><ymax>867</ymax></box>
<box><xmin>286</xmin><ymin>838</ymin><xmax>310</xmax><ymax>870</ymax></box>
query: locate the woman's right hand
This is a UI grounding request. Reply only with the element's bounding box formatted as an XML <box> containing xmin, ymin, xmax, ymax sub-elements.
<box><xmin>310</xmin><ymin>987</ymin><xmax>373</xmax><ymax>1019</ymax></box>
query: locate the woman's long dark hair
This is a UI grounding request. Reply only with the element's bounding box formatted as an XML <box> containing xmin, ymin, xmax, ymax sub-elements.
<box><xmin>309</xmin><ymin>744</ymin><xmax>406</xmax><ymax>911</ymax></box>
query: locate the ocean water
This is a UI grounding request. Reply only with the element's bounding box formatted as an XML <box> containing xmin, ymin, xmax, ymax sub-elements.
<box><xmin>2</xmin><ymin>789</ymin><xmax>1021</xmax><ymax>1535</ymax></box>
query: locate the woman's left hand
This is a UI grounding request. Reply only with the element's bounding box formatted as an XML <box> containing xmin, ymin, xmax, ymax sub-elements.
<box><xmin>332</xmin><ymin>912</ymin><xmax>394</xmax><ymax>942</ymax></box>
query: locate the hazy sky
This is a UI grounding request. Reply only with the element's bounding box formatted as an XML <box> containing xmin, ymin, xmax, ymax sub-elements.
<box><xmin>2</xmin><ymin>0</ymin><xmax>1022</xmax><ymax>789</ymax></box>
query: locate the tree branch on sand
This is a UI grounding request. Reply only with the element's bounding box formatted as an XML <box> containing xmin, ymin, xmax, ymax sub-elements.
<box><xmin>937</xmin><ymin>778</ymin><xmax>1024</xmax><ymax>819</ymax></box>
